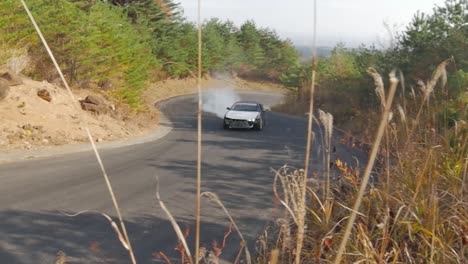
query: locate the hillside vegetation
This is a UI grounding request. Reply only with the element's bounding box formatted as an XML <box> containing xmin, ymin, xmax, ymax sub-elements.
<box><xmin>0</xmin><ymin>0</ymin><xmax>298</xmax><ymax>109</ymax></box>
<box><xmin>260</xmin><ymin>1</ymin><xmax>468</xmax><ymax>263</ymax></box>
<box><xmin>279</xmin><ymin>0</ymin><xmax>467</xmax><ymax>135</ymax></box>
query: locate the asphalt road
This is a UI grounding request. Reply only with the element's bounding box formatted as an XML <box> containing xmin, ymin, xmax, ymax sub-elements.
<box><xmin>0</xmin><ymin>92</ymin><xmax>365</xmax><ymax>263</ymax></box>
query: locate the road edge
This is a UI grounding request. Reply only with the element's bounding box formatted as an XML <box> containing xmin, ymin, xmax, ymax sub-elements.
<box><xmin>0</xmin><ymin>90</ymin><xmax>287</xmax><ymax>164</ymax></box>
<box><xmin>0</xmin><ymin>110</ymin><xmax>173</xmax><ymax>165</ymax></box>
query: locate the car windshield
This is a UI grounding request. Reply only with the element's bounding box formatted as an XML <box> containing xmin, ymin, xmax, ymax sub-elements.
<box><xmin>231</xmin><ymin>103</ymin><xmax>259</xmax><ymax>112</ymax></box>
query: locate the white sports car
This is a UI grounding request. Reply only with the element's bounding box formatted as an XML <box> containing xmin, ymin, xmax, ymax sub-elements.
<box><xmin>223</xmin><ymin>101</ymin><xmax>267</xmax><ymax>130</ymax></box>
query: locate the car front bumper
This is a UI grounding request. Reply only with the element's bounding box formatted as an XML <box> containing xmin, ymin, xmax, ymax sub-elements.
<box><xmin>224</xmin><ymin>118</ymin><xmax>257</xmax><ymax>129</ymax></box>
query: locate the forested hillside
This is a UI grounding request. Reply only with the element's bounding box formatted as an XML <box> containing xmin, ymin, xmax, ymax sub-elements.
<box><xmin>0</xmin><ymin>0</ymin><xmax>299</xmax><ymax>108</ymax></box>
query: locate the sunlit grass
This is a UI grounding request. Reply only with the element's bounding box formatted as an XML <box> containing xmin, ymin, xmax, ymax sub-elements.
<box><xmin>258</xmin><ymin>60</ymin><xmax>467</xmax><ymax>263</ymax></box>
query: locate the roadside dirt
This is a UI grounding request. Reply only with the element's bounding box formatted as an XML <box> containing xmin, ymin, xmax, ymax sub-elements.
<box><xmin>0</xmin><ymin>78</ymin><xmax>156</xmax><ymax>152</ymax></box>
<box><xmin>143</xmin><ymin>76</ymin><xmax>290</xmax><ymax>109</ymax></box>
<box><xmin>0</xmin><ymin>76</ymin><xmax>289</xmax><ymax>153</ymax></box>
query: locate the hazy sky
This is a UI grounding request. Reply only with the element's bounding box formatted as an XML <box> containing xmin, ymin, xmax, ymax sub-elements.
<box><xmin>177</xmin><ymin>0</ymin><xmax>446</xmax><ymax>47</ymax></box>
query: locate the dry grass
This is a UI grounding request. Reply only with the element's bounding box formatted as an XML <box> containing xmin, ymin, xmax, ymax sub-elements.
<box><xmin>258</xmin><ymin>60</ymin><xmax>467</xmax><ymax>263</ymax></box>
<box><xmin>54</xmin><ymin>251</ymin><xmax>69</xmax><ymax>264</ymax></box>
<box><xmin>156</xmin><ymin>176</ymin><xmax>194</xmax><ymax>264</ymax></box>
<box><xmin>151</xmin><ymin>190</ymin><xmax>252</xmax><ymax>264</ymax></box>
<box><xmin>334</xmin><ymin>69</ymin><xmax>399</xmax><ymax>263</ymax></box>
<box><xmin>201</xmin><ymin>192</ymin><xmax>252</xmax><ymax>264</ymax></box>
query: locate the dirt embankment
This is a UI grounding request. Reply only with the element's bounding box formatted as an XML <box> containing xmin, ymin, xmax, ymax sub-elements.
<box><xmin>0</xmin><ymin>77</ymin><xmax>156</xmax><ymax>152</ymax></box>
<box><xmin>0</xmin><ymin>75</ymin><xmax>289</xmax><ymax>153</ymax></box>
<box><xmin>143</xmin><ymin>77</ymin><xmax>290</xmax><ymax>107</ymax></box>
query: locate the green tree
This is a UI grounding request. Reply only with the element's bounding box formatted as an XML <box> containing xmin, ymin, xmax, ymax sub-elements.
<box><xmin>202</xmin><ymin>18</ymin><xmax>228</xmax><ymax>72</ymax></box>
<box><xmin>221</xmin><ymin>21</ymin><xmax>244</xmax><ymax>75</ymax></box>
<box><xmin>258</xmin><ymin>28</ymin><xmax>300</xmax><ymax>80</ymax></box>
<box><xmin>0</xmin><ymin>0</ymin><xmax>156</xmax><ymax>108</ymax></box>
<box><xmin>398</xmin><ymin>0</ymin><xmax>467</xmax><ymax>79</ymax></box>
<box><xmin>239</xmin><ymin>20</ymin><xmax>265</xmax><ymax>67</ymax></box>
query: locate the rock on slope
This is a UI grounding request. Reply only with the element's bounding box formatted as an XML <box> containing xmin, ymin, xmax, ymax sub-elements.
<box><xmin>0</xmin><ymin>77</ymin><xmax>156</xmax><ymax>152</ymax></box>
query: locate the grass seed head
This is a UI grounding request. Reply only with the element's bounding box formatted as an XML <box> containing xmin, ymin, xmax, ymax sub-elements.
<box><xmin>319</xmin><ymin>109</ymin><xmax>334</xmax><ymax>147</ymax></box>
<box><xmin>397</xmin><ymin>104</ymin><xmax>406</xmax><ymax>123</ymax></box>
<box><xmin>367</xmin><ymin>68</ymin><xmax>386</xmax><ymax>108</ymax></box>
<box><xmin>427</xmin><ymin>59</ymin><xmax>450</xmax><ymax>93</ymax></box>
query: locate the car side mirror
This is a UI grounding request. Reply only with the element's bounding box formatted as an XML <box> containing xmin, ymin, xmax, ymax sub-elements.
<box><xmin>226</xmin><ymin>107</ymin><xmax>231</xmax><ymax>110</ymax></box>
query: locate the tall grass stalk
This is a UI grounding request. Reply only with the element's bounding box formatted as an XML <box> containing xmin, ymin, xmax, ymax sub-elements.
<box><xmin>463</xmin><ymin>155</ymin><xmax>467</xmax><ymax>201</ymax></box>
<box><xmin>373</xmin><ymin>67</ymin><xmax>393</xmax><ymax>215</ymax></box>
<box><xmin>61</xmin><ymin>211</ymin><xmax>132</xmax><ymax>254</ymax></box>
<box><xmin>414</xmin><ymin>59</ymin><xmax>451</xmax><ymax>125</ymax></box>
<box><xmin>369</xmin><ymin>67</ymin><xmax>392</xmax><ymax>207</ymax></box>
<box><xmin>461</xmin><ymin>155</ymin><xmax>467</xmax><ymax>262</ymax></box>
<box><xmin>297</xmin><ymin>1</ymin><xmax>317</xmax><ymax>263</ymax></box>
<box><xmin>201</xmin><ymin>192</ymin><xmax>252</xmax><ymax>263</ymax></box>
<box><xmin>273</xmin><ymin>168</ymin><xmax>299</xmax><ymax>226</ymax></box>
<box><xmin>156</xmin><ymin>176</ymin><xmax>193</xmax><ymax>264</ymax></box>
<box><xmin>399</xmin><ymin>69</ymin><xmax>407</xmax><ymax>112</ymax></box>
<box><xmin>269</xmin><ymin>249</ymin><xmax>279</xmax><ymax>264</ymax></box>
<box><xmin>333</xmin><ymin>70</ymin><xmax>399</xmax><ymax>264</ymax></box>
<box><xmin>319</xmin><ymin>109</ymin><xmax>334</xmax><ymax>203</ymax></box>
<box><xmin>195</xmin><ymin>0</ymin><xmax>203</xmax><ymax>263</ymax></box>
<box><xmin>19</xmin><ymin>1</ymin><xmax>137</xmax><ymax>263</ymax></box>
<box><xmin>430</xmin><ymin>192</ymin><xmax>439</xmax><ymax>264</ymax></box>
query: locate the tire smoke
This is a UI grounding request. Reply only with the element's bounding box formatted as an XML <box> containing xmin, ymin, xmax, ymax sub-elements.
<box><xmin>202</xmin><ymin>88</ymin><xmax>241</xmax><ymax>118</ymax></box>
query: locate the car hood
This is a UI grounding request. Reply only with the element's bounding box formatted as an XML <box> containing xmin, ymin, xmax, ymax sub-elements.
<box><xmin>225</xmin><ymin>111</ymin><xmax>259</xmax><ymax>120</ymax></box>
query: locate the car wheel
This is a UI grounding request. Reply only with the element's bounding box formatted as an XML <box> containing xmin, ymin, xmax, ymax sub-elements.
<box><xmin>255</xmin><ymin>119</ymin><xmax>263</xmax><ymax>131</ymax></box>
<box><xmin>223</xmin><ymin>122</ymin><xmax>229</xmax><ymax>130</ymax></box>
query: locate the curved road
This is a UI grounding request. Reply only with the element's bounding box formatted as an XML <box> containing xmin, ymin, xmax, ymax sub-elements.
<box><xmin>0</xmin><ymin>92</ymin><xmax>365</xmax><ymax>263</ymax></box>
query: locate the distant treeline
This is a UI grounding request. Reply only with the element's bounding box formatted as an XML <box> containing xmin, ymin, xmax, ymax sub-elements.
<box><xmin>295</xmin><ymin>46</ymin><xmax>333</xmax><ymax>59</ymax></box>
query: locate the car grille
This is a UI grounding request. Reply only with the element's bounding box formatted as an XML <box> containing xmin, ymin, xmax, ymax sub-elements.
<box><xmin>228</xmin><ymin>119</ymin><xmax>254</xmax><ymax>128</ymax></box>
